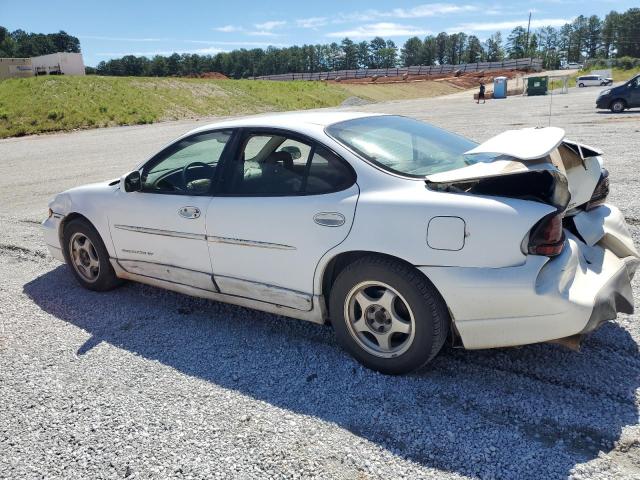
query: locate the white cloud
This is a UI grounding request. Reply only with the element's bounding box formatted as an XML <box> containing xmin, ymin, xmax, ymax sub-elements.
<box><xmin>247</xmin><ymin>30</ymin><xmax>279</xmax><ymax>37</ymax></box>
<box><xmin>96</xmin><ymin>47</ymin><xmax>226</xmax><ymax>57</ymax></box>
<box><xmin>214</xmin><ymin>25</ymin><xmax>242</xmax><ymax>33</ymax></box>
<box><xmin>296</xmin><ymin>17</ymin><xmax>328</xmax><ymax>29</ymax></box>
<box><xmin>450</xmin><ymin>18</ymin><xmax>569</xmax><ymax>32</ymax></box>
<box><xmin>332</xmin><ymin>3</ymin><xmax>477</xmax><ymax>23</ymax></box>
<box><xmin>385</xmin><ymin>3</ymin><xmax>478</xmax><ymax>18</ymax></box>
<box><xmin>80</xmin><ymin>35</ymin><xmax>168</xmax><ymax>42</ymax></box>
<box><xmin>327</xmin><ymin>22</ymin><xmax>431</xmax><ymax>39</ymax></box>
<box><xmin>186</xmin><ymin>40</ymin><xmax>287</xmax><ymax>47</ymax></box>
<box><xmin>254</xmin><ymin>20</ymin><xmax>287</xmax><ymax>30</ymax></box>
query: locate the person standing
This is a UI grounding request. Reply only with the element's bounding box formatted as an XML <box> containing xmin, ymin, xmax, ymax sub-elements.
<box><xmin>477</xmin><ymin>82</ymin><xmax>486</xmax><ymax>104</ymax></box>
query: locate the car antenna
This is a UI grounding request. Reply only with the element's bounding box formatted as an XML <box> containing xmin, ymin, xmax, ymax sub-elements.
<box><xmin>548</xmin><ymin>82</ymin><xmax>553</xmax><ymax>127</ymax></box>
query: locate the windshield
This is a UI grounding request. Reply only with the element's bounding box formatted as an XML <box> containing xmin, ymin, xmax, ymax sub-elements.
<box><xmin>326</xmin><ymin>115</ymin><xmax>491</xmax><ymax>177</ymax></box>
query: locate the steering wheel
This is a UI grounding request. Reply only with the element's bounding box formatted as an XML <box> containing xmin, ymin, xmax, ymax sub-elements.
<box><xmin>182</xmin><ymin>162</ymin><xmax>215</xmax><ymax>190</ymax></box>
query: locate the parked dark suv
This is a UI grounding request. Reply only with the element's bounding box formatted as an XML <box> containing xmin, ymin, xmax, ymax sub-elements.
<box><xmin>596</xmin><ymin>74</ymin><xmax>640</xmax><ymax>113</ymax></box>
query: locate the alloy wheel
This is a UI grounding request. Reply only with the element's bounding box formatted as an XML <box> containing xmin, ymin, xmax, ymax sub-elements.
<box><xmin>69</xmin><ymin>232</ymin><xmax>100</xmax><ymax>283</ymax></box>
<box><xmin>344</xmin><ymin>281</ymin><xmax>415</xmax><ymax>358</ymax></box>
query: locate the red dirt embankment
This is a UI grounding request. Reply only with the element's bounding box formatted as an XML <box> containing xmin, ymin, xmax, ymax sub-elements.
<box><xmin>186</xmin><ymin>72</ymin><xmax>229</xmax><ymax>79</ymax></box>
<box><xmin>328</xmin><ymin>68</ymin><xmax>525</xmax><ymax>90</ymax></box>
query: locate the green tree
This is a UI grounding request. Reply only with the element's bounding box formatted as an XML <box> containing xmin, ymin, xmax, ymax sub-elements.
<box><xmin>507</xmin><ymin>26</ymin><xmax>527</xmax><ymax>58</ymax></box>
<box><xmin>585</xmin><ymin>15</ymin><xmax>602</xmax><ymax>58</ymax></box>
<box><xmin>422</xmin><ymin>35</ymin><xmax>437</xmax><ymax>65</ymax></box>
<box><xmin>485</xmin><ymin>32</ymin><xmax>504</xmax><ymax>61</ymax></box>
<box><xmin>369</xmin><ymin>37</ymin><xmax>387</xmax><ymax>68</ymax></box>
<box><xmin>615</xmin><ymin>8</ymin><xmax>640</xmax><ymax>57</ymax></box>
<box><xmin>601</xmin><ymin>11</ymin><xmax>619</xmax><ymax>59</ymax></box>
<box><xmin>401</xmin><ymin>36</ymin><xmax>423</xmax><ymax>66</ymax></box>
<box><xmin>435</xmin><ymin>32</ymin><xmax>448</xmax><ymax>64</ymax></box>
<box><xmin>466</xmin><ymin>35</ymin><xmax>484</xmax><ymax>63</ymax></box>
<box><xmin>340</xmin><ymin>38</ymin><xmax>358</xmax><ymax>69</ymax></box>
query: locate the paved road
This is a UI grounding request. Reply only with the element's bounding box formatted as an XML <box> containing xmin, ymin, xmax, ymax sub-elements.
<box><xmin>1</xmin><ymin>85</ymin><xmax>639</xmax><ymax>479</ymax></box>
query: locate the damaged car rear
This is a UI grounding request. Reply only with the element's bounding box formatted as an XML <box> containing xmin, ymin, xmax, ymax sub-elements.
<box><xmin>326</xmin><ymin>116</ymin><xmax>637</xmax><ymax>372</ymax></box>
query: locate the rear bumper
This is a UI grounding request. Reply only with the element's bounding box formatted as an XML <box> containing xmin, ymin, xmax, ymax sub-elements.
<box><xmin>419</xmin><ymin>204</ymin><xmax>638</xmax><ymax>349</ymax></box>
<box><xmin>42</xmin><ymin>215</ymin><xmax>65</xmax><ymax>262</ymax></box>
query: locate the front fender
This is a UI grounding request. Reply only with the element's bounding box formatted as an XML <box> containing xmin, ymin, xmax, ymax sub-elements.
<box><xmin>47</xmin><ymin>182</ymin><xmax>119</xmax><ymax>258</ymax></box>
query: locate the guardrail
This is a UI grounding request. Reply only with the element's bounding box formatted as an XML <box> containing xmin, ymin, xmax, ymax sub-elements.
<box><xmin>252</xmin><ymin>58</ymin><xmax>543</xmax><ymax>81</ymax></box>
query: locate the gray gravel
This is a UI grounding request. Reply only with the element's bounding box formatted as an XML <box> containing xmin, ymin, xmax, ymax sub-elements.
<box><xmin>1</xmin><ymin>85</ymin><xmax>639</xmax><ymax>480</ymax></box>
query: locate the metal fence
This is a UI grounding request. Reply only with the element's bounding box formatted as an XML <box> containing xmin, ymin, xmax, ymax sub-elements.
<box><xmin>252</xmin><ymin>58</ymin><xmax>543</xmax><ymax>81</ymax></box>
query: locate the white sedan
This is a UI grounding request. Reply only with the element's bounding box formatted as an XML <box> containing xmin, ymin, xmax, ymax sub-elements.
<box><xmin>42</xmin><ymin>112</ymin><xmax>638</xmax><ymax>374</ymax></box>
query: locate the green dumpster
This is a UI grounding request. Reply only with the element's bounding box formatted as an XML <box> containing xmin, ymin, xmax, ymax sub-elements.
<box><xmin>527</xmin><ymin>76</ymin><xmax>548</xmax><ymax>96</ymax></box>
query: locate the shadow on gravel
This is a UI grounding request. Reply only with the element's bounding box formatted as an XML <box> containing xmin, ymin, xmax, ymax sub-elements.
<box><xmin>25</xmin><ymin>266</ymin><xmax>640</xmax><ymax>479</ymax></box>
<box><xmin>596</xmin><ymin>110</ymin><xmax>640</xmax><ymax>115</ymax></box>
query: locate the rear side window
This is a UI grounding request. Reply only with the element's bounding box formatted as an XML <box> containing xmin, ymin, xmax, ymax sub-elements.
<box><xmin>225</xmin><ymin>132</ymin><xmax>355</xmax><ymax>196</ymax></box>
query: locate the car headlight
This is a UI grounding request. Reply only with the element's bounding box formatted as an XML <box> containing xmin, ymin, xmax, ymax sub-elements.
<box><xmin>599</xmin><ymin>89</ymin><xmax>611</xmax><ymax>97</ymax></box>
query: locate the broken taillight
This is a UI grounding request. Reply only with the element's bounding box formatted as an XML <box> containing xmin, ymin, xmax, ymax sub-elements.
<box><xmin>585</xmin><ymin>168</ymin><xmax>609</xmax><ymax>210</ymax></box>
<box><xmin>528</xmin><ymin>212</ymin><xmax>565</xmax><ymax>257</ymax></box>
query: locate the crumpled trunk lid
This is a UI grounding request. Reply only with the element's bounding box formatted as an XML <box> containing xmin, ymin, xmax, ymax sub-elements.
<box><xmin>426</xmin><ymin>127</ymin><xmax>603</xmax><ymax>212</ymax></box>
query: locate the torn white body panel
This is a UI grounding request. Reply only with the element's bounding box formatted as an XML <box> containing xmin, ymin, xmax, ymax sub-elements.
<box><xmin>419</xmin><ymin>204</ymin><xmax>638</xmax><ymax>349</ymax></box>
<box><xmin>427</xmin><ymin>127</ymin><xmax>605</xmax><ymax>213</ymax></box>
<box><xmin>464</xmin><ymin>127</ymin><xmax>566</xmax><ymax>160</ymax></box>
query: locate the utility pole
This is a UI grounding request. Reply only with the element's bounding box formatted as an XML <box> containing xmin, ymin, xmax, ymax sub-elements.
<box><xmin>525</xmin><ymin>12</ymin><xmax>532</xmax><ymax>57</ymax></box>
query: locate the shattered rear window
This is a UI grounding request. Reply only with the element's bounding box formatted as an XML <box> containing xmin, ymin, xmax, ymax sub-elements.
<box><xmin>326</xmin><ymin>115</ymin><xmax>496</xmax><ymax>178</ymax></box>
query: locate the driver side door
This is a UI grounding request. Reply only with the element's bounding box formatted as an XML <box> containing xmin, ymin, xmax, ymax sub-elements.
<box><xmin>108</xmin><ymin>129</ymin><xmax>234</xmax><ymax>290</ymax></box>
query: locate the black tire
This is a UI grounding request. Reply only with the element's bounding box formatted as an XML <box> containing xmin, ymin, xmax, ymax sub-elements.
<box><xmin>329</xmin><ymin>256</ymin><xmax>449</xmax><ymax>375</ymax></box>
<box><xmin>610</xmin><ymin>100</ymin><xmax>626</xmax><ymax>113</ymax></box>
<box><xmin>62</xmin><ymin>218</ymin><xmax>123</xmax><ymax>291</ymax></box>
<box><xmin>578</xmin><ymin>83</ymin><xmax>585</xmax><ymax>88</ymax></box>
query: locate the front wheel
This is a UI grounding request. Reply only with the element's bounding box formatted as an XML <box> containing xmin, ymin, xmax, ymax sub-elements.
<box><xmin>62</xmin><ymin>218</ymin><xmax>123</xmax><ymax>291</ymax></box>
<box><xmin>610</xmin><ymin>100</ymin><xmax>626</xmax><ymax>113</ymax></box>
<box><xmin>329</xmin><ymin>256</ymin><xmax>449</xmax><ymax>375</ymax></box>
<box><xmin>578</xmin><ymin>83</ymin><xmax>585</xmax><ymax>87</ymax></box>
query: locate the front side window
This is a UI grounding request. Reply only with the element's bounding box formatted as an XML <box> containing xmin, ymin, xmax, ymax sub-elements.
<box><xmin>326</xmin><ymin>115</ymin><xmax>490</xmax><ymax>178</ymax></box>
<box><xmin>226</xmin><ymin>132</ymin><xmax>354</xmax><ymax>195</ymax></box>
<box><xmin>142</xmin><ymin>130</ymin><xmax>232</xmax><ymax>194</ymax></box>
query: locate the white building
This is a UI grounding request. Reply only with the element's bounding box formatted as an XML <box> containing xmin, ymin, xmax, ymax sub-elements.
<box><xmin>31</xmin><ymin>52</ymin><xmax>85</xmax><ymax>76</ymax></box>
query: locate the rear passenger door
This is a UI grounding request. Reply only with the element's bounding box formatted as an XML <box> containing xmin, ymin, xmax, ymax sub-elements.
<box><xmin>206</xmin><ymin>129</ymin><xmax>359</xmax><ymax>310</ymax></box>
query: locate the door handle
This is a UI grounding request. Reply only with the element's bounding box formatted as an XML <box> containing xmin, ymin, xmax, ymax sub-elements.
<box><xmin>314</xmin><ymin>212</ymin><xmax>345</xmax><ymax>227</ymax></box>
<box><xmin>178</xmin><ymin>206</ymin><xmax>201</xmax><ymax>219</ymax></box>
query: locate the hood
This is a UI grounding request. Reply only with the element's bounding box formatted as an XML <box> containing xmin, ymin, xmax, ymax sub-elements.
<box><xmin>426</xmin><ymin>127</ymin><xmax>604</xmax><ymax>211</ymax></box>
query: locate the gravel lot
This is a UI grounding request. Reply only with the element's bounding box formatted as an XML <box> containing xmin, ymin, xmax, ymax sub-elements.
<box><xmin>1</xmin><ymin>85</ymin><xmax>639</xmax><ymax>479</ymax></box>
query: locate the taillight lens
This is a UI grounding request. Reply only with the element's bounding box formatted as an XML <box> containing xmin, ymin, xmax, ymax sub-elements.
<box><xmin>586</xmin><ymin>168</ymin><xmax>609</xmax><ymax>210</ymax></box>
<box><xmin>528</xmin><ymin>212</ymin><xmax>565</xmax><ymax>256</ymax></box>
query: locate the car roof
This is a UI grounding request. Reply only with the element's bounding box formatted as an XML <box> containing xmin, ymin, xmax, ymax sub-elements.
<box><xmin>185</xmin><ymin>111</ymin><xmax>385</xmax><ymax>136</ymax></box>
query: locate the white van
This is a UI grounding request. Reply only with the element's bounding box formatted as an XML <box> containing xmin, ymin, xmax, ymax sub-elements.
<box><xmin>577</xmin><ymin>75</ymin><xmax>613</xmax><ymax>87</ymax></box>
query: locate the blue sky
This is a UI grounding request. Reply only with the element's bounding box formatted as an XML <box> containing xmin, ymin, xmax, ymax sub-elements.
<box><xmin>1</xmin><ymin>0</ymin><xmax>635</xmax><ymax>66</ymax></box>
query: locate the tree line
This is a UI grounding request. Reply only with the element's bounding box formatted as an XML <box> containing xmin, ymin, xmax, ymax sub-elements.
<box><xmin>2</xmin><ymin>7</ymin><xmax>638</xmax><ymax>78</ymax></box>
<box><xmin>0</xmin><ymin>27</ymin><xmax>80</xmax><ymax>57</ymax></box>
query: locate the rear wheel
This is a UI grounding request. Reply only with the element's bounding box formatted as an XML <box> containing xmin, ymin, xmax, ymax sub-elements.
<box><xmin>610</xmin><ymin>100</ymin><xmax>626</xmax><ymax>113</ymax></box>
<box><xmin>62</xmin><ymin>218</ymin><xmax>123</xmax><ymax>291</ymax></box>
<box><xmin>329</xmin><ymin>256</ymin><xmax>449</xmax><ymax>375</ymax></box>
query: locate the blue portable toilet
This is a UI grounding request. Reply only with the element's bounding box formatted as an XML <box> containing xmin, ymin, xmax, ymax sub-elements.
<box><xmin>493</xmin><ymin>76</ymin><xmax>508</xmax><ymax>99</ymax></box>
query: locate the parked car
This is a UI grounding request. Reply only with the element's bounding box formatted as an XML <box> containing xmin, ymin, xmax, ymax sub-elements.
<box><xmin>596</xmin><ymin>74</ymin><xmax>640</xmax><ymax>113</ymax></box>
<box><xmin>562</xmin><ymin>62</ymin><xmax>583</xmax><ymax>70</ymax></box>
<box><xmin>42</xmin><ymin>113</ymin><xmax>638</xmax><ymax>374</ymax></box>
<box><xmin>577</xmin><ymin>75</ymin><xmax>613</xmax><ymax>87</ymax></box>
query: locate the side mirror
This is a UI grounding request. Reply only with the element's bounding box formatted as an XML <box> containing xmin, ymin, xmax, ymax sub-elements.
<box><xmin>121</xmin><ymin>170</ymin><xmax>142</xmax><ymax>192</ymax></box>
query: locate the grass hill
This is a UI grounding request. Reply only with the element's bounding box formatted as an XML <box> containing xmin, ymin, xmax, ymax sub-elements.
<box><xmin>0</xmin><ymin>76</ymin><xmax>350</xmax><ymax>138</ymax></box>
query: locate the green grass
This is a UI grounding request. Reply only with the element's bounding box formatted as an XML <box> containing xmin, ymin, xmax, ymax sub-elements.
<box><xmin>0</xmin><ymin>76</ymin><xmax>350</xmax><ymax>138</ymax></box>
